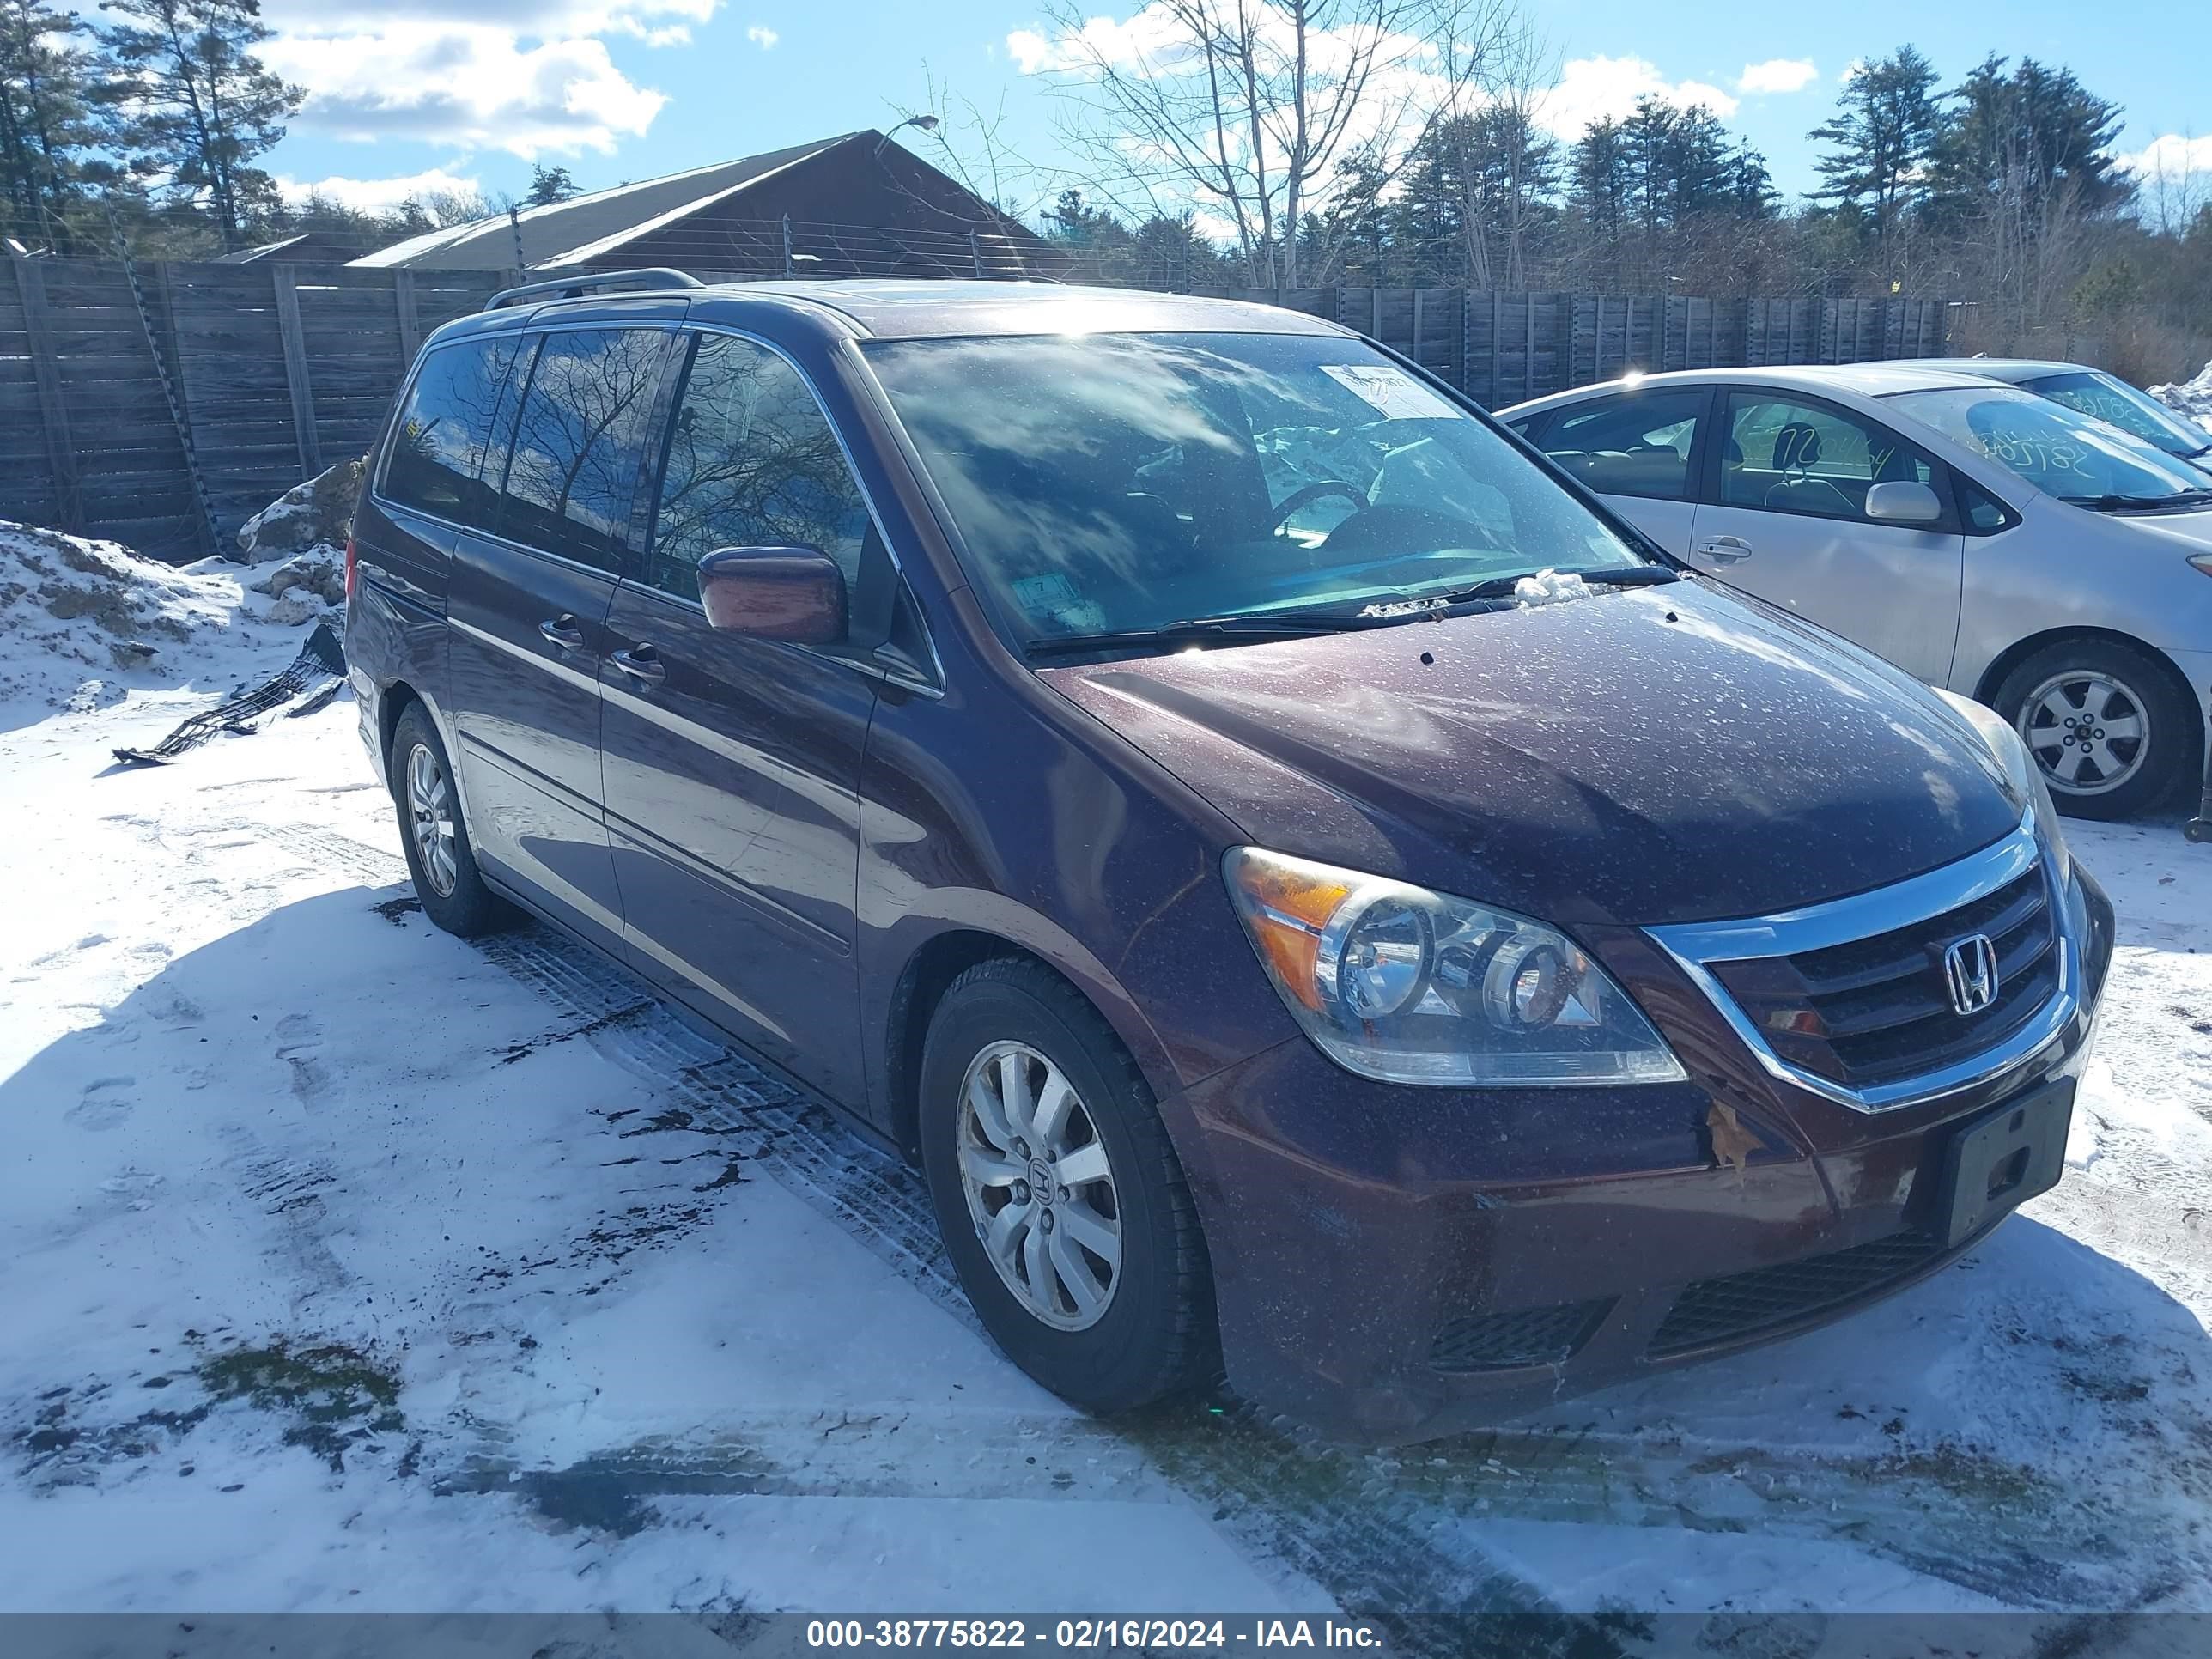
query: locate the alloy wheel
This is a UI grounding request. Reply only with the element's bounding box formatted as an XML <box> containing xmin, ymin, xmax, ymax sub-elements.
<box><xmin>2016</xmin><ymin>671</ymin><xmax>2149</xmax><ymax>798</ymax></box>
<box><xmin>405</xmin><ymin>741</ymin><xmax>460</xmax><ymax>897</ymax></box>
<box><xmin>955</xmin><ymin>1040</ymin><xmax>1122</xmax><ymax>1332</ymax></box>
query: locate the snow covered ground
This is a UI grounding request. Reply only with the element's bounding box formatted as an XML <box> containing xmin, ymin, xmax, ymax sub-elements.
<box><xmin>2151</xmin><ymin>359</ymin><xmax>2212</xmax><ymax>429</ymax></box>
<box><xmin>4</xmin><ymin>535</ymin><xmax>2212</xmax><ymax>1645</ymax></box>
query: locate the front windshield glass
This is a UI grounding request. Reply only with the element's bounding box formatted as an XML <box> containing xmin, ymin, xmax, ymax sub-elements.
<box><xmin>2021</xmin><ymin>369</ymin><xmax>2212</xmax><ymax>459</ymax></box>
<box><xmin>1887</xmin><ymin>385</ymin><xmax>2212</xmax><ymax>503</ymax></box>
<box><xmin>863</xmin><ymin>331</ymin><xmax>1647</xmax><ymax>647</ymax></box>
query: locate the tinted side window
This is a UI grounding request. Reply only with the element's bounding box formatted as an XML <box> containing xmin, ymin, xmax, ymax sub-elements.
<box><xmin>1722</xmin><ymin>393</ymin><xmax>1933</xmax><ymax>520</ymax></box>
<box><xmin>500</xmin><ymin>328</ymin><xmax>668</xmax><ymax>573</ymax></box>
<box><xmin>1538</xmin><ymin>390</ymin><xmax>1705</xmax><ymax>501</ymax></box>
<box><xmin>1955</xmin><ymin>473</ymin><xmax>2016</xmax><ymax>534</ymax></box>
<box><xmin>381</xmin><ymin>335</ymin><xmax>528</xmax><ymax>530</ymax></box>
<box><xmin>643</xmin><ymin>332</ymin><xmax>872</xmax><ymax>617</ymax></box>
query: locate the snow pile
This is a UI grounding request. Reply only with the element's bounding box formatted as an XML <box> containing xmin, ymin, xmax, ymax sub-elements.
<box><xmin>234</xmin><ymin>456</ymin><xmax>363</xmax><ymax>564</ymax></box>
<box><xmin>0</xmin><ymin>521</ymin><xmax>256</xmax><ymax>713</ymax></box>
<box><xmin>2149</xmin><ymin>360</ymin><xmax>2212</xmax><ymax>432</ymax></box>
<box><xmin>1513</xmin><ymin>568</ymin><xmax>1594</xmax><ymax>608</ymax></box>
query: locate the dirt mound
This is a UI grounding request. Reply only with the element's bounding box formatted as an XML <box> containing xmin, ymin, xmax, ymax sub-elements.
<box><xmin>0</xmin><ymin>520</ymin><xmax>256</xmax><ymax>714</ymax></box>
<box><xmin>235</xmin><ymin>458</ymin><xmax>365</xmax><ymax>564</ymax></box>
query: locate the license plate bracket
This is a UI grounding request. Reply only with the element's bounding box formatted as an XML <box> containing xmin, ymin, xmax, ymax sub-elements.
<box><xmin>1936</xmin><ymin>1077</ymin><xmax>2075</xmax><ymax>1249</ymax></box>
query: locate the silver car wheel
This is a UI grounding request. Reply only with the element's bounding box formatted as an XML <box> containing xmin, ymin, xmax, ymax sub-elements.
<box><xmin>405</xmin><ymin>740</ymin><xmax>460</xmax><ymax>897</ymax></box>
<box><xmin>2016</xmin><ymin>671</ymin><xmax>2150</xmax><ymax>798</ymax></box>
<box><xmin>956</xmin><ymin>1040</ymin><xmax>1122</xmax><ymax>1332</ymax></box>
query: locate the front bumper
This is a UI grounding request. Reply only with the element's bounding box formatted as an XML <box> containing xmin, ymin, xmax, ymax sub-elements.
<box><xmin>1166</xmin><ymin>865</ymin><xmax>2114</xmax><ymax>1444</ymax></box>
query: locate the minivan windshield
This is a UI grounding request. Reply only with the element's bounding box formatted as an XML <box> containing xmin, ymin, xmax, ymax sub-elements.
<box><xmin>2020</xmin><ymin>368</ymin><xmax>2212</xmax><ymax>461</ymax></box>
<box><xmin>864</xmin><ymin>331</ymin><xmax>1651</xmax><ymax>651</ymax></box>
<box><xmin>1887</xmin><ymin>384</ymin><xmax>2212</xmax><ymax>507</ymax></box>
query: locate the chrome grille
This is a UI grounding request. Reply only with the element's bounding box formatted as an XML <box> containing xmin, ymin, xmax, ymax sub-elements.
<box><xmin>1708</xmin><ymin>865</ymin><xmax>2058</xmax><ymax>1088</ymax></box>
<box><xmin>1645</xmin><ymin>811</ymin><xmax>2079</xmax><ymax>1113</ymax></box>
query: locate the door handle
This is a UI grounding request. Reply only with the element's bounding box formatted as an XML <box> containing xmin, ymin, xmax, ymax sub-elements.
<box><xmin>538</xmin><ymin>615</ymin><xmax>586</xmax><ymax>650</ymax></box>
<box><xmin>1694</xmin><ymin>535</ymin><xmax>1753</xmax><ymax>563</ymax></box>
<box><xmin>610</xmin><ymin>644</ymin><xmax>666</xmax><ymax>685</ymax></box>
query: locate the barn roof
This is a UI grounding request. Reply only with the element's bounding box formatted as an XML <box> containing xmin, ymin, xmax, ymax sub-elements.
<box><xmin>350</xmin><ymin>135</ymin><xmax>860</xmax><ymax>271</ymax></box>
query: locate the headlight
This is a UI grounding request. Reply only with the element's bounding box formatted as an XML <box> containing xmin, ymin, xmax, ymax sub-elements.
<box><xmin>1222</xmin><ymin>848</ymin><xmax>1687</xmax><ymax>1086</ymax></box>
<box><xmin>1934</xmin><ymin>689</ymin><xmax>2070</xmax><ymax>882</ymax></box>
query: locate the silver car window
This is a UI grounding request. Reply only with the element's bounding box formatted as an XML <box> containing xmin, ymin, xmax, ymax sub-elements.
<box><xmin>1889</xmin><ymin>386</ymin><xmax>2209</xmax><ymax>503</ymax></box>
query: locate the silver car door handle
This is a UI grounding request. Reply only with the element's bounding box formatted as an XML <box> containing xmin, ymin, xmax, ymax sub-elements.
<box><xmin>1694</xmin><ymin>536</ymin><xmax>1753</xmax><ymax>563</ymax></box>
<box><xmin>538</xmin><ymin>615</ymin><xmax>586</xmax><ymax>650</ymax></box>
<box><xmin>610</xmin><ymin>645</ymin><xmax>666</xmax><ymax>685</ymax></box>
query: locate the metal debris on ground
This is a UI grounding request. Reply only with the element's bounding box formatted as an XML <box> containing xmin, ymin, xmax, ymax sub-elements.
<box><xmin>112</xmin><ymin>617</ymin><xmax>347</xmax><ymax>767</ymax></box>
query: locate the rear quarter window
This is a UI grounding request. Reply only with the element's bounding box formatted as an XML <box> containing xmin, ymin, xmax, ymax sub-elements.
<box><xmin>380</xmin><ymin>334</ymin><xmax>530</xmax><ymax>531</ymax></box>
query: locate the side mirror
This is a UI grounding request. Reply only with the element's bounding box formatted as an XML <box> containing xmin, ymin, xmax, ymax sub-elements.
<box><xmin>1864</xmin><ymin>480</ymin><xmax>1942</xmax><ymax>526</ymax></box>
<box><xmin>697</xmin><ymin>545</ymin><xmax>847</xmax><ymax>645</ymax></box>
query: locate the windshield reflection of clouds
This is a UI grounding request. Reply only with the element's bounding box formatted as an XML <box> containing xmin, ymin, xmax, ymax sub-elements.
<box><xmin>866</xmin><ymin>331</ymin><xmax>1641</xmax><ymax>646</ymax></box>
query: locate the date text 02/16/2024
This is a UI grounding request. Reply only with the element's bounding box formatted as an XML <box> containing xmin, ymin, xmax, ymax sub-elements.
<box><xmin>803</xmin><ymin>1620</ymin><xmax>1386</xmax><ymax>1650</ymax></box>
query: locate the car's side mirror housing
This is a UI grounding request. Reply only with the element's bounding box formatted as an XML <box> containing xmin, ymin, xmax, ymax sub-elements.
<box><xmin>697</xmin><ymin>545</ymin><xmax>848</xmax><ymax>645</ymax></box>
<box><xmin>1864</xmin><ymin>480</ymin><xmax>1943</xmax><ymax>526</ymax></box>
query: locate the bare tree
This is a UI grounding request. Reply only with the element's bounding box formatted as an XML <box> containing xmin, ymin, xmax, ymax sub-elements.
<box><xmin>1033</xmin><ymin>0</ymin><xmax>1512</xmax><ymax>295</ymax></box>
<box><xmin>887</xmin><ymin>67</ymin><xmax>1055</xmax><ymax>222</ymax></box>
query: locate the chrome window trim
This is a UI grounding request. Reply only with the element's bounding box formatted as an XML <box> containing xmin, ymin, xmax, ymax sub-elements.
<box><xmin>1645</xmin><ymin>810</ymin><xmax>2081</xmax><ymax>1112</ymax></box>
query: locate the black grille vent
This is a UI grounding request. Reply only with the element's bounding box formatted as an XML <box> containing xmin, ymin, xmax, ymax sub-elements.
<box><xmin>1711</xmin><ymin>865</ymin><xmax>2057</xmax><ymax>1088</ymax></box>
<box><xmin>1429</xmin><ymin>1298</ymin><xmax>1612</xmax><ymax>1373</ymax></box>
<box><xmin>1647</xmin><ymin>1231</ymin><xmax>1944</xmax><ymax>1358</ymax></box>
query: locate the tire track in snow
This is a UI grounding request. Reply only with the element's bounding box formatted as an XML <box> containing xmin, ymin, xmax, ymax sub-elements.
<box><xmin>274</xmin><ymin>823</ymin><xmax>2174</xmax><ymax>1619</ymax></box>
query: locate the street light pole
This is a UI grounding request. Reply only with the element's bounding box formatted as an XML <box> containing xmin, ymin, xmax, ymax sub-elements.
<box><xmin>874</xmin><ymin>114</ymin><xmax>940</xmax><ymax>158</ymax></box>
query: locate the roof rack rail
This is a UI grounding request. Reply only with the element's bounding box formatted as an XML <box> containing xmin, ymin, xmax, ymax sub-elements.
<box><xmin>484</xmin><ymin>267</ymin><xmax>704</xmax><ymax>312</ymax></box>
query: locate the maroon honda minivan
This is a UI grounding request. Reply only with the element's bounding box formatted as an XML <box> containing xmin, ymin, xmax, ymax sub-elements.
<box><xmin>345</xmin><ymin>273</ymin><xmax>2113</xmax><ymax>1442</ymax></box>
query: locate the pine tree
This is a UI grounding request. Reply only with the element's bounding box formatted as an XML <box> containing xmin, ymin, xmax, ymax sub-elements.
<box><xmin>1808</xmin><ymin>46</ymin><xmax>1944</xmax><ymax>258</ymax></box>
<box><xmin>1620</xmin><ymin>97</ymin><xmax>1677</xmax><ymax>233</ymax></box>
<box><xmin>1929</xmin><ymin>54</ymin><xmax>2131</xmax><ymax>227</ymax></box>
<box><xmin>1570</xmin><ymin>117</ymin><xmax>1630</xmax><ymax>248</ymax></box>
<box><xmin>94</xmin><ymin>0</ymin><xmax>301</xmax><ymax>248</ymax></box>
<box><xmin>525</xmin><ymin>162</ymin><xmax>580</xmax><ymax>207</ymax></box>
<box><xmin>0</xmin><ymin>0</ymin><xmax>95</xmax><ymax>246</ymax></box>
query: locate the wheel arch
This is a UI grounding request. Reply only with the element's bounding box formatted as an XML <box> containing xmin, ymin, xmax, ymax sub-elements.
<box><xmin>1973</xmin><ymin>625</ymin><xmax>2199</xmax><ymax>721</ymax></box>
<box><xmin>881</xmin><ymin>927</ymin><xmax>1173</xmax><ymax>1164</ymax></box>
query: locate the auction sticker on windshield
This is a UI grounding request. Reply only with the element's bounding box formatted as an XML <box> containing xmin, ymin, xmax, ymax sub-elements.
<box><xmin>1320</xmin><ymin>362</ymin><xmax>1463</xmax><ymax>422</ymax></box>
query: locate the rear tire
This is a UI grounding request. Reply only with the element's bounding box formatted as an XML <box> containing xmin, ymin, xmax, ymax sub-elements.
<box><xmin>390</xmin><ymin>702</ymin><xmax>507</xmax><ymax>938</ymax></box>
<box><xmin>1992</xmin><ymin>641</ymin><xmax>2197</xmax><ymax>821</ymax></box>
<box><xmin>918</xmin><ymin>957</ymin><xmax>1216</xmax><ymax>1414</ymax></box>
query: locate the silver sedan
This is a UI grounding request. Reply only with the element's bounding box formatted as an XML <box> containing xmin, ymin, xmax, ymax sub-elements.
<box><xmin>1501</xmin><ymin>364</ymin><xmax>2212</xmax><ymax>818</ymax></box>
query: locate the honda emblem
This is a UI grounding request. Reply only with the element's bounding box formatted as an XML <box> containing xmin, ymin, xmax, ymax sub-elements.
<box><xmin>1942</xmin><ymin>933</ymin><xmax>2000</xmax><ymax>1017</ymax></box>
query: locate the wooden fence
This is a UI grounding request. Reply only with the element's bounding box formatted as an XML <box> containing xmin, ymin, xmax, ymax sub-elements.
<box><xmin>1</xmin><ymin>256</ymin><xmax>1950</xmax><ymax>562</ymax></box>
<box><xmin>2</xmin><ymin>258</ymin><xmax>506</xmax><ymax>560</ymax></box>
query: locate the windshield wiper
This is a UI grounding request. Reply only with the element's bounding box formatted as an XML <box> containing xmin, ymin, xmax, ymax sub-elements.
<box><xmin>1404</xmin><ymin>563</ymin><xmax>1682</xmax><ymax>610</ymax></box>
<box><xmin>2060</xmin><ymin>489</ymin><xmax>2212</xmax><ymax>511</ymax></box>
<box><xmin>1023</xmin><ymin>611</ymin><xmax>1393</xmax><ymax>661</ymax></box>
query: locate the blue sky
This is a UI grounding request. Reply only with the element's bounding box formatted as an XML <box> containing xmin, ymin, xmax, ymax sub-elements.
<box><xmin>257</xmin><ymin>0</ymin><xmax>2209</xmax><ymax>226</ymax></box>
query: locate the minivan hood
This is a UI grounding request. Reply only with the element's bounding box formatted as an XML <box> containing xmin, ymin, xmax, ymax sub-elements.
<box><xmin>1041</xmin><ymin>580</ymin><xmax>2022</xmax><ymax>927</ymax></box>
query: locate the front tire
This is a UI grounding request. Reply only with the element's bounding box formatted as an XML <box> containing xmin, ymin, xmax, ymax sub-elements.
<box><xmin>919</xmin><ymin>958</ymin><xmax>1216</xmax><ymax>1414</ymax></box>
<box><xmin>1993</xmin><ymin>641</ymin><xmax>2197</xmax><ymax>820</ymax></box>
<box><xmin>389</xmin><ymin>702</ymin><xmax>507</xmax><ymax>937</ymax></box>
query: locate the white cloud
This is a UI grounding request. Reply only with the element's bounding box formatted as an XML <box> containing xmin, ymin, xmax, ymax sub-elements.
<box><xmin>2123</xmin><ymin>133</ymin><xmax>2212</xmax><ymax>179</ymax></box>
<box><xmin>262</xmin><ymin>21</ymin><xmax>670</xmax><ymax>158</ymax></box>
<box><xmin>1839</xmin><ymin>58</ymin><xmax>1866</xmax><ymax>84</ymax></box>
<box><xmin>746</xmin><ymin>23</ymin><xmax>778</xmax><ymax>47</ymax></box>
<box><xmin>1006</xmin><ymin>9</ymin><xmax>1193</xmax><ymax>76</ymax></box>
<box><xmin>1534</xmin><ymin>55</ymin><xmax>1739</xmax><ymax>138</ymax></box>
<box><xmin>258</xmin><ymin>0</ymin><xmax>712</xmax><ymax>157</ymax></box>
<box><xmin>1736</xmin><ymin>58</ymin><xmax>1818</xmax><ymax>96</ymax></box>
<box><xmin>276</xmin><ymin>166</ymin><xmax>483</xmax><ymax>214</ymax></box>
